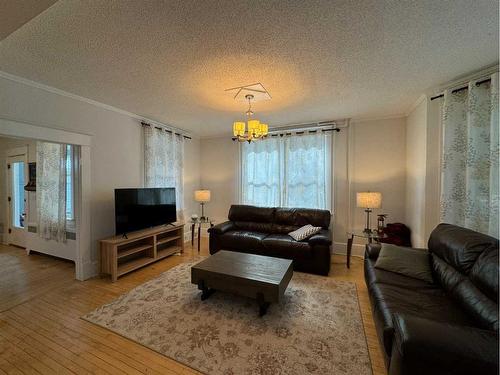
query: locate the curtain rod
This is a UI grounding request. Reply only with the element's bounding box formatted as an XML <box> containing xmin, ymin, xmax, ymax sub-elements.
<box><xmin>231</xmin><ymin>127</ymin><xmax>340</xmax><ymax>141</ymax></box>
<box><xmin>430</xmin><ymin>77</ymin><xmax>492</xmax><ymax>101</ymax></box>
<box><xmin>141</xmin><ymin>121</ymin><xmax>192</xmax><ymax>139</ymax></box>
<box><xmin>269</xmin><ymin>128</ymin><xmax>340</xmax><ymax>137</ymax></box>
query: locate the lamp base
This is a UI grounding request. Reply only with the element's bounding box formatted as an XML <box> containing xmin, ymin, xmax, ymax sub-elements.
<box><xmin>199</xmin><ymin>202</ymin><xmax>206</xmax><ymax>222</ymax></box>
<box><xmin>363</xmin><ymin>208</ymin><xmax>372</xmax><ymax>233</ymax></box>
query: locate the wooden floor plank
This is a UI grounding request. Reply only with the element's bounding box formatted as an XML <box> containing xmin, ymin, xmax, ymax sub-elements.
<box><xmin>0</xmin><ymin>241</ymin><xmax>386</xmax><ymax>375</ymax></box>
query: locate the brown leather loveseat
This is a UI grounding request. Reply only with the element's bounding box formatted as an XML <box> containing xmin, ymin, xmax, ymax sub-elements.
<box><xmin>208</xmin><ymin>204</ymin><xmax>332</xmax><ymax>275</ymax></box>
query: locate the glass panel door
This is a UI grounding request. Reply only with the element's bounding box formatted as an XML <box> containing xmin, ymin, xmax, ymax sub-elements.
<box><xmin>11</xmin><ymin>161</ymin><xmax>25</xmax><ymax>228</ymax></box>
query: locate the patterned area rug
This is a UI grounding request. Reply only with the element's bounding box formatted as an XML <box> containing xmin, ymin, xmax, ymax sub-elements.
<box><xmin>83</xmin><ymin>263</ymin><xmax>372</xmax><ymax>375</ymax></box>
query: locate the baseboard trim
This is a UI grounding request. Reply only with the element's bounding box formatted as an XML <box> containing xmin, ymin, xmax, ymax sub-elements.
<box><xmin>78</xmin><ymin>260</ymin><xmax>99</xmax><ymax>281</ymax></box>
<box><xmin>332</xmin><ymin>241</ymin><xmax>365</xmax><ymax>257</ymax></box>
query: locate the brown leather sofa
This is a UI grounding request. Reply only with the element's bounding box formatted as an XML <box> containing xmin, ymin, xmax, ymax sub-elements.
<box><xmin>208</xmin><ymin>205</ymin><xmax>332</xmax><ymax>275</ymax></box>
<box><xmin>365</xmin><ymin>223</ymin><xmax>499</xmax><ymax>375</ymax></box>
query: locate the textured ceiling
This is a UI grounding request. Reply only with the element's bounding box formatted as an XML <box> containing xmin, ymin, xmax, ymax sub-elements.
<box><xmin>0</xmin><ymin>0</ymin><xmax>498</xmax><ymax>136</ymax></box>
<box><xmin>0</xmin><ymin>0</ymin><xmax>58</xmax><ymax>41</ymax></box>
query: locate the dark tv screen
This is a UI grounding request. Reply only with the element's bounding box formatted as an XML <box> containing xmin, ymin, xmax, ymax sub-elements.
<box><xmin>115</xmin><ymin>188</ymin><xmax>176</xmax><ymax>235</ymax></box>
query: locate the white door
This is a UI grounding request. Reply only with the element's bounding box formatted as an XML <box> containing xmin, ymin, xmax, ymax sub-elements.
<box><xmin>7</xmin><ymin>152</ymin><xmax>27</xmax><ymax>247</ymax></box>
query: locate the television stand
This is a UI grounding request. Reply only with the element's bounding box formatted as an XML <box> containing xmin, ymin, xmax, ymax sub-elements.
<box><xmin>100</xmin><ymin>223</ymin><xmax>184</xmax><ymax>282</ymax></box>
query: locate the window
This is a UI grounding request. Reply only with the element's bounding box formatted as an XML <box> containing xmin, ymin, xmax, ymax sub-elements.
<box><xmin>240</xmin><ymin>132</ymin><xmax>332</xmax><ymax>209</ymax></box>
<box><xmin>66</xmin><ymin>144</ymin><xmax>74</xmax><ymax>221</ymax></box>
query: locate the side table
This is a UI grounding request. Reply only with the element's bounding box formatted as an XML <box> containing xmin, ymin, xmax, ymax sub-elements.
<box><xmin>191</xmin><ymin>219</ymin><xmax>214</xmax><ymax>253</ymax></box>
<box><xmin>346</xmin><ymin>230</ymin><xmax>386</xmax><ymax>268</ymax></box>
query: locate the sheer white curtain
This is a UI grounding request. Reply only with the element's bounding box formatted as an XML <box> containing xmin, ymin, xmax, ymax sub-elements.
<box><xmin>144</xmin><ymin>126</ymin><xmax>184</xmax><ymax>220</ymax></box>
<box><xmin>241</xmin><ymin>137</ymin><xmax>282</xmax><ymax>207</ymax></box>
<box><xmin>36</xmin><ymin>141</ymin><xmax>67</xmax><ymax>242</ymax></box>
<box><xmin>284</xmin><ymin>133</ymin><xmax>330</xmax><ymax>208</ymax></box>
<box><xmin>241</xmin><ymin>132</ymin><xmax>331</xmax><ymax>209</ymax></box>
<box><xmin>441</xmin><ymin>73</ymin><xmax>499</xmax><ymax>237</ymax></box>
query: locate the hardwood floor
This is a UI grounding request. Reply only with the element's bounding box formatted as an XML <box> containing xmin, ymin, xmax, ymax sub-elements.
<box><xmin>0</xmin><ymin>241</ymin><xmax>386</xmax><ymax>375</ymax></box>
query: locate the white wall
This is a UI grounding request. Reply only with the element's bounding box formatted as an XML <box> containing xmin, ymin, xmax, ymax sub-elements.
<box><xmin>198</xmin><ymin>117</ymin><xmax>407</xmax><ymax>256</ymax></box>
<box><xmin>0</xmin><ymin>75</ymin><xmax>200</xmax><ymax>276</ymax></box>
<box><xmin>405</xmin><ymin>98</ymin><xmax>427</xmax><ymax>247</ymax></box>
<box><xmin>404</xmin><ymin>96</ymin><xmax>443</xmax><ymax>248</ymax></box>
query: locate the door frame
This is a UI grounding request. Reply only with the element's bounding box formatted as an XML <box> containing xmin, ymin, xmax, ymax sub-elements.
<box><xmin>6</xmin><ymin>146</ymin><xmax>28</xmax><ymax>247</ymax></box>
<box><xmin>0</xmin><ymin>118</ymin><xmax>93</xmax><ymax>281</ymax></box>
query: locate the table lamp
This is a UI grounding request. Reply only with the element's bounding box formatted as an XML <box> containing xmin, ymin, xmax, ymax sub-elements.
<box><xmin>356</xmin><ymin>192</ymin><xmax>382</xmax><ymax>233</ymax></box>
<box><xmin>194</xmin><ymin>190</ymin><xmax>211</xmax><ymax>220</ymax></box>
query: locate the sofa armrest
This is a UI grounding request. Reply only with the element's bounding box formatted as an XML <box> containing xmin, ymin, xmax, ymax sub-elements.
<box><xmin>365</xmin><ymin>243</ymin><xmax>382</xmax><ymax>260</ymax></box>
<box><xmin>308</xmin><ymin>229</ymin><xmax>332</xmax><ymax>246</ymax></box>
<box><xmin>208</xmin><ymin>221</ymin><xmax>235</xmax><ymax>235</ymax></box>
<box><xmin>390</xmin><ymin>314</ymin><xmax>498</xmax><ymax>375</ymax></box>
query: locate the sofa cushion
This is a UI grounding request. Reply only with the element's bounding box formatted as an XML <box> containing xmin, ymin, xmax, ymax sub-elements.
<box><xmin>228</xmin><ymin>205</ymin><xmax>275</xmax><ymax>223</ymax></box>
<box><xmin>428</xmin><ymin>223</ymin><xmax>498</xmax><ymax>275</ymax></box>
<box><xmin>432</xmin><ymin>254</ymin><xmax>499</xmax><ymax>330</ymax></box>
<box><xmin>375</xmin><ymin>244</ymin><xmax>433</xmax><ymax>283</ymax></box>
<box><xmin>262</xmin><ymin>234</ymin><xmax>312</xmax><ymax>260</ymax></box>
<box><xmin>368</xmin><ymin>278</ymin><xmax>475</xmax><ymax>357</ymax></box>
<box><xmin>365</xmin><ymin>257</ymin><xmax>437</xmax><ymax>291</ymax></box>
<box><xmin>233</xmin><ymin>221</ymin><xmax>274</xmax><ymax>233</ymax></box>
<box><xmin>275</xmin><ymin>207</ymin><xmax>330</xmax><ymax>229</ymax></box>
<box><xmin>308</xmin><ymin>229</ymin><xmax>332</xmax><ymax>246</ymax></box>
<box><xmin>470</xmin><ymin>246</ymin><xmax>499</xmax><ymax>303</ymax></box>
<box><xmin>217</xmin><ymin>230</ymin><xmax>267</xmax><ymax>253</ymax></box>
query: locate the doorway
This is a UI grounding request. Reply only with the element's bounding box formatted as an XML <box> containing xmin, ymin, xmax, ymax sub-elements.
<box><xmin>6</xmin><ymin>147</ymin><xmax>27</xmax><ymax>248</ymax></box>
<box><xmin>1</xmin><ymin>118</ymin><xmax>92</xmax><ymax>280</ymax></box>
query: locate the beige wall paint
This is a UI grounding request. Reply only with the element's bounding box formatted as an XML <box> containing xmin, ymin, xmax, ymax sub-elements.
<box><xmin>405</xmin><ymin>99</ymin><xmax>427</xmax><ymax>247</ymax></box>
<box><xmin>198</xmin><ymin>117</ymin><xmax>407</xmax><ymax>256</ymax></box>
<box><xmin>183</xmin><ymin>137</ymin><xmax>201</xmax><ymax>237</ymax></box>
<box><xmin>424</xmin><ymin>99</ymin><xmax>442</xmax><ymax>241</ymax></box>
<box><xmin>348</xmin><ymin>118</ymin><xmax>406</xmax><ymax>252</ymax></box>
<box><xmin>0</xmin><ymin>76</ymin><xmax>200</xmax><ymax>275</ymax></box>
<box><xmin>197</xmin><ymin>137</ymin><xmax>239</xmax><ymax>222</ymax></box>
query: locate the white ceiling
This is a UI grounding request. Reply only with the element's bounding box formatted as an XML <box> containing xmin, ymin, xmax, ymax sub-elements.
<box><xmin>0</xmin><ymin>0</ymin><xmax>498</xmax><ymax>137</ymax></box>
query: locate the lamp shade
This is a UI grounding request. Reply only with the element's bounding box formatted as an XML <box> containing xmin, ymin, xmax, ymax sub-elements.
<box><xmin>356</xmin><ymin>192</ymin><xmax>382</xmax><ymax>209</ymax></box>
<box><xmin>194</xmin><ymin>190</ymin><xmax>211</xmax><ymax>202</ymax></box>
<box><xmin>247</xmin><ymin>120</ymin><xmax>260</xmax><ymax>135</ymax></box>
<box><xmin>233</xmin><ymin>121</ymin><xmax>245</xmax><ymax>136</ymax></box>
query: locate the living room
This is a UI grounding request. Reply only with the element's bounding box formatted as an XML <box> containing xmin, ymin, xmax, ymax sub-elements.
<box><xmin>0</xmin><ymin>1</ymin><xmax>498</xmax><ymax>374</ymax></box>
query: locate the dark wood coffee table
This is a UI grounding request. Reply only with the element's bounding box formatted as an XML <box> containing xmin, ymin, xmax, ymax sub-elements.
<box><xmin>191</xmin><ymin>250</ymin><xmax>293</xmax><ymax>316</ymax></box>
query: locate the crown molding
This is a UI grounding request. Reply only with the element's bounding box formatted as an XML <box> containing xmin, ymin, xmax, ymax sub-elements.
<box><xmin>350</xmin><ymin>113</ymin><xmax>407</xmax><ymax>123</ymax></box>
<box><xmin>0</xmin><ymin>70</ymin><xmax>193</xmax><ymax>137</ymax></box>
<box><xmin>405</xmin><ymin>94</ymin><xmax>427</xmax><ymax>116</ymax></box>
<box><xmin>426</xmin><ymin>64</ymin><xmax>499</xmax><ymax>96</ymax></box>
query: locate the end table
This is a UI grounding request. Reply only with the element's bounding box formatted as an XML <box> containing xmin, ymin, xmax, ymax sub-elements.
<box><xmin>346</xmin><ymin>230</ymin><xmax>386</xmax><ymax>268</ymax></box>
<box><xmin>191</xmin><ymin>218</ymin><xmax>214</xmax><ymax>253</ymax></box>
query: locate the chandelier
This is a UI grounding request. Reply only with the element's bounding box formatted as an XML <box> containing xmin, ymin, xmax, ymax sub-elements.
<box><xmin>232</xmin><ymin>94</ymin><xmax>269</xmax><ymax>142</ymax></box>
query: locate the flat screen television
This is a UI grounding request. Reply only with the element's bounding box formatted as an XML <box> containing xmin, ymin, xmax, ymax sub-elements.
<box><xmin>115</xmin><ymin>188</ymin><xmax>176</xmax><ymax>235</ymax></box>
